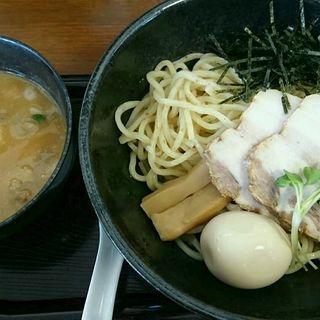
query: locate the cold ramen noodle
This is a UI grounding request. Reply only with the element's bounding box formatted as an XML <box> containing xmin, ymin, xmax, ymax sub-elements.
<box><xmin>115</xmin><ymin>0</ymin><xmax>320</xmax><ymax>289</ymax></box>
<box><xmin>0</xmin><ymin>72</ymin><xmax>66</xmax><ymax>221</ymax></box>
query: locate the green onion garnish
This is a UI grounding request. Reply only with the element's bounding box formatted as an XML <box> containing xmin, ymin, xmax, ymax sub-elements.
<box><xmin>32</xmin><ymin>114</ymin><xmax>46</xmax><ymax>123</ymax></box>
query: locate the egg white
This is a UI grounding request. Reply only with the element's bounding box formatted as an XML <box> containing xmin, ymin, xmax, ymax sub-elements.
<box><xmin>200</xmin><ymin>210</ymin><xmax>292</xmax><ymax>289</ymax></box>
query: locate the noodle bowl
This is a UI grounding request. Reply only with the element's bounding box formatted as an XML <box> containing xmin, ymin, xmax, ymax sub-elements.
<box><xmin>80</xmin><ymin>0</ymin><xmax>320</xmax><ymax>316</ymax></box>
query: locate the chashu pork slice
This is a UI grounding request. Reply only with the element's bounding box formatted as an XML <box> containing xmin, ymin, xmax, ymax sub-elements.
<box><xmin>248</xmin><ymin>94</ymin><xmax>320</xmax><ymax>240</ymax></box>
<box><xmin>205</xmin><ymin>89</ymin><xmax>302</xmax><ymax>211</ymax></box>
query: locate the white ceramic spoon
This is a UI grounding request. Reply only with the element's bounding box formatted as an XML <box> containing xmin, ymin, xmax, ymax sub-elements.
<box><xmin>82</xmin><ymin>223</ymin><xmax>124</xmax><ymax>320</ymax></box>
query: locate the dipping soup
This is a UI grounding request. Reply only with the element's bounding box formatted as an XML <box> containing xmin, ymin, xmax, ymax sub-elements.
<box><xmin>0</xmin><ymin>72</ymin><xmax>66</xmax><ymax>221</ymax></box>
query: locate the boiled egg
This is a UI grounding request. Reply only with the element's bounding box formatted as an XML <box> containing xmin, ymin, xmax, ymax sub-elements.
<box><xmin>200</xmin><ymin>210</ymin><xmax>292</xmax><ymax>289</ymax></box>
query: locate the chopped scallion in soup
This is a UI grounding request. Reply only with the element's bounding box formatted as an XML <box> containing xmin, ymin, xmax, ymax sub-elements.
<box><xmin>0</xmin><ymin>72</ymin><xmax>66</xmax><ymax>221</ymax></box>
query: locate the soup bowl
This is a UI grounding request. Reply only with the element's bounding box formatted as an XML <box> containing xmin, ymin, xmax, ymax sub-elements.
<box><xmin>0</xmin><ymin>36</ymin><xmax>74</xmax><ymax>235</ymax></box>
<box><xmin>79</xmin><ymin>0</ymin><xmax>320</xmax><ymax>319</ymax></box>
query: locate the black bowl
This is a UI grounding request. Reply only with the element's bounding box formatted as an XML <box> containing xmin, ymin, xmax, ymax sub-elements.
<box><xmin>0</xmin><ymin>37</ymin><xmax>75</xmax><ymax>236</ymax></box>
<box><xmin>79</xmin><ymin>0</ymin><xmax>320</xmax><ymax>319</ymax></box>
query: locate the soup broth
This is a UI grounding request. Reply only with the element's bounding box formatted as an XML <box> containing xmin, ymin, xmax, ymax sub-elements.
<box><xmin>0</xmin><ymin>72</ymin><xmax>66</xmax><ymax>221</ymax></box>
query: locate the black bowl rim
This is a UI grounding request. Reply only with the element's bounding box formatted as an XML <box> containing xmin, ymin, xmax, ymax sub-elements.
<box><xmin>79</xmin><ymin>1</ymin><xmax>264</xmax><ymax>319</ymax></box>
<box><xmin>0</xmin><ymin>36</ymin><xmax>73</xmax><ymax>229</ymax></box>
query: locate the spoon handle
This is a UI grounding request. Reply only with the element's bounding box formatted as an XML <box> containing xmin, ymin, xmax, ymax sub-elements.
<box><xmin>82</xmin><ymin>223</ymin><xmax>124</xmax><ymax>320</ymax></box>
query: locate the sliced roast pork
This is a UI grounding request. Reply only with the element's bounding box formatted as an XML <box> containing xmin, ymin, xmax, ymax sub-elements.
<box><xmin>248</xmin><ymin>94</ymin><xmax>320</xmax><ymax>240</ymax></box>
<box><xmin>205</xmin><ymin>89</ymin><xmax>302</xmax><ymax>211</ymax></box>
